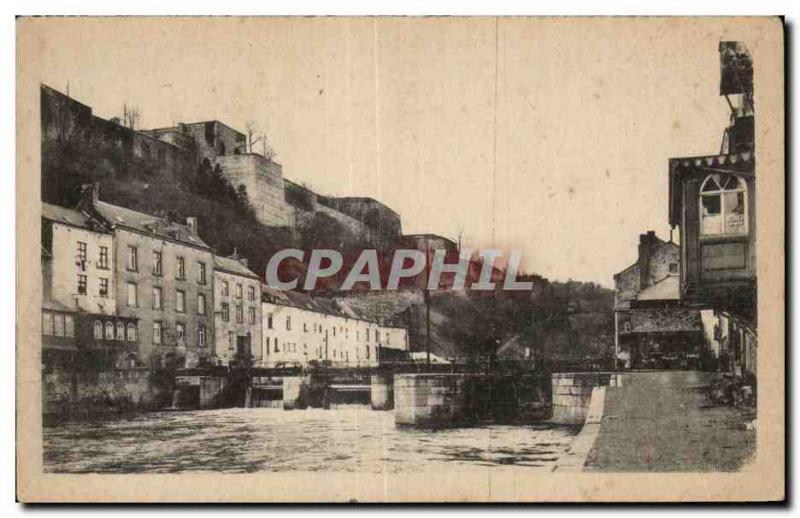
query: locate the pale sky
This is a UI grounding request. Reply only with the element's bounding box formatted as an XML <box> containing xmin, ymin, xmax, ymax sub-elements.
<box><xmin>30</xmin><ymin>17</ymin><xmax>737</xmax><ymax>287</ymax></box>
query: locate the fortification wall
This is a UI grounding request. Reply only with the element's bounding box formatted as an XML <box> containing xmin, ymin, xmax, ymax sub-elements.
<box><xmin>215</xmin><ymin>154</ymin><xmax>290</xmax><ymax>227</ymax></box>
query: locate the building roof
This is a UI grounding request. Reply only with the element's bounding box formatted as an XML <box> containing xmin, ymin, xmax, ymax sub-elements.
<box><xmin>636</xmin><ymin>275</ymin><xmax>680</xmax><ymax>301</ymax></box>
<box><xmin>42</xmin><ymin>203</ymin><xmax>106</xmax><ymax>232</ymax></box>
<box><xmin>214</xmin><ymin>255</ymin><xmax>259</xmax><ymax>280</ymax></box>
<box><xmin>42</xmin><ymin>298</ymin><xmax>75</xmax><ymax>313</ymax></box>
<box><xmin>261</xmin><ymin>286</ymin><xmax>384</xmax><ymax>324</ymax></box>
<box><xmin>93</xmin><ymin>201</ymin><xmax>211</xmax><ymax>249</ymax></box>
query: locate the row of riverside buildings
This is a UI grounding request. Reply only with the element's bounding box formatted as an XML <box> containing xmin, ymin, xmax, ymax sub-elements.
<box><xmin>42</xmin><ymin>184</ymin><xmax>409</xmax><ymax>372</ymax></box>
<box><xmin>613</xmin><ymin>42</ymin><xmax>757</xmax><ymax>380</ymax></box>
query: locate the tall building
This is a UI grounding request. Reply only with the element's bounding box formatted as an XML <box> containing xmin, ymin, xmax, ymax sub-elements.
<box><xmin>41</xmin><ymin>203</ymin><xmax>139</xmax><ymax>370</ymax></box>
<box><xmin>666</xmin><ymin>42</ymin><xmax>757</xmax><ymax>378</ymax></box>
<box><xmin>78</xmin><ymin>184</ymin><xmax>215</xmax><ymax>369</ymax></box>
<box><xmin>213</xmin><ymin>252</ymin><xmax>262</xmax><ymax>367</ymax></box>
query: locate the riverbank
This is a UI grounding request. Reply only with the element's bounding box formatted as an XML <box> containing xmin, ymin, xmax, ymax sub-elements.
<box><xmin>584</xmin><ymin>370</ymin><xmax>756</xmax><ymax>472</ymax></box>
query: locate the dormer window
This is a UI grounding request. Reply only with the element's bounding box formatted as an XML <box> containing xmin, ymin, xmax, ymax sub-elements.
<box><xmin>700</xmin><ymin>174</ymin><xmax>747</xmax><ymax>236</ymax></box>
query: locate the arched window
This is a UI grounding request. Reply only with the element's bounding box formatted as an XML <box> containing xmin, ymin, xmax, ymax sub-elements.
<box><xmin>116</xmin><ymin>322</ymin><xmax>125</xmax><ymax>341</ymax></box>
<box><xmin>93</xmin><ymin>320</ymin><xmax>103</xmax><ymax>339</ymax></box>
<box><xmin>105</xmin><ymin>321</ymin><xmax>114</xmax><ymax>340</ymax></box>
<box><xmin>700</xmin><ymin>174</ymin><xmax>747</xmax><ymax>236</ymax></box>
<box><xmin>198</xmin><ymin>324</ymin><xmax>206</xmax><ymax>347</ymax></box>
<box><xmin>126</xmin><ymin>323</ymin><xmax>137</xmax><ymax>342</ymax></box>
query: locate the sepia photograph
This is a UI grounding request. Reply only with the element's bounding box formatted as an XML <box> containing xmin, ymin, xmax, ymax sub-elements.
<box><xmin>15</xmin><ymin>15</ymin><xmax>785</xmax><ymax>503</ymax></box>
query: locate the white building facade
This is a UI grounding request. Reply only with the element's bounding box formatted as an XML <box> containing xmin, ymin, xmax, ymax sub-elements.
<box><xmin>260</xmin><ymin>288</ymin><xmax>409</xmax><ymax>368</ymax></box>
<box><xmin>213</xmin><ymin>254</ymin><xmax>262</xmax><ymax>367</ymax></box>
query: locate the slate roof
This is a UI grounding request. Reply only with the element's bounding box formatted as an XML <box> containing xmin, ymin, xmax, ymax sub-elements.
<box><xmin>214</xmin><ymin>255</ymin><xmax>259</xmax><ymax>280</ymax></box>
<box><xmin>636</xmin><ymin>275</ymin><xmax>680</xmax><ymax>301</ymax></box>
<box><xmin>42</xmin><ymin>203</ymin><xmax>105</xmax><ymax>232</ymax></box>
<box><xmin>261</xmin><ymin>285</ymin><xmax>380</xmax><ymax>324</ymax></box>
<box><xmin>93</xmin><ymin>201</ymin><xmax>210</xmax><ymax>249</ymax></box>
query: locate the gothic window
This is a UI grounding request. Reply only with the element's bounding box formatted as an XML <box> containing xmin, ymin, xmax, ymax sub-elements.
<box><xmin>116</xmin><ymin>322</ymin><xmax>125</xmax><ymax>340</ymax></box>
<box><xmin>700</xmin><ymin>174</ymin><xmax>747</xmax><ymax>236</ymax></box>
<box><xmin>126</xmin><ymin>323</ymin><xmax>137</xmax><ymax>342</ymax></box>
<box><xmin>105</xmin><ymin>321</ymin><xmax>114</xmax><ymax>340</ymax></box>
<box><xmin>93</xmin><ymin>320</ymin><xmax>103</xmax><ymax>339</ymax></box>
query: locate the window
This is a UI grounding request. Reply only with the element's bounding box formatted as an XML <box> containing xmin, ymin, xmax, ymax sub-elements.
<box><xmin>228</xmin><ymin>331</ymin><xmax>236</xmax><ymax>349</ymax></box>
<box><xmin>176</xmin><ymin>290</ymin><xmax>185</xmax><ymax>313</ymax></box>
<box><xmin>303</xmin><ymin>322</ymin><xmax>308</xmax><ymax>333</ymax></box>
<box><xmin>198</xmin><ymin>262</ymin><xmax>207</xmax><ymax>285</ymax></box>
<box><xmin>153</xmin><ymin>287</ymin><xmax>163</xmax><ymax>309</ymax></box>
<box><xmin>176</xmin><ymin>323</ymin><xmax>185</xmax><ymax>344</ymax></box>
<box><xmin>274</xmin><ymin>339</ymin><xmax>280</xmax><ymax>353</ymax></box>
<box><xmin>267</xmin><ymin>313</ymin><xmax>273</xmax><ymax>329</ymax></box>
<box><xmin>99</xmin><ymin>277</ymin><xmax>109</xmax><ymax>298</ymax></box>
<box><xmin>236</xmin><ymin>284</ymin><xmax>243</xmax><ymax>299</ymax></box>
<box><xmin>176</xmin><ymin>256</ymin><xmax>185</xmax><ymax>279</ymax></box>
<box><xmin>127</xmin><ymin>245</ymin><xmax>138</xmax><ymax>271</ymax></box>
<box><xmin>375</xmin><ymin>330</ymin><xmax>379</xmax><ymax>342</ymax></box>
<box><xmin>53</xmin><ymin>314</ymin><xmax>65</xmax><ymax>336</ymax></box>
<box><xmin>93</xmin><ymin>320</ymin><xmax>102</xmax><ymax>339</ymax></box>
<box><xmin>42</xmin><ymin>312</ymin><xmax>54</xmax><ymax>335</ymax></box>
<box><xmin>221</xmin><ymin>281</ymin><xmax>229</xmax><ymax>296</ymax></box>
<box><xmin>98</xmin><ymin>246</ymin><xmax>109</xmax><ymax>269</ymax></box>
<box><xmin>221</xmin><ymin>303</ymin><xmax>230</xmax><ymax>322</ymax></box>
<box><xmin>64</xmin><ymin>315</ymin><xmax>74</xmax><ymax>337</ymax></box>
<box><xmin>115</xmin><ymin>322</ymin><xmax>125</xmax><ymax>340</ymax></box>
<box><xmin>248</xmin><ymin>286</ymin><xmax>255</xmax><ymax>301</ymax></box>
<box><xmin>248</xmin><ymin>307</ymin><xmax>256</xmax><ymax>325</ymax></box>
<box><xmin>236</xmin><ymin>305</ymin><xmax>243</xmax><ymax>323</ymax></box>
<box><xmin>77</xmin><ymin>274</ymin><xmax>87</xmax><ymax>295</ymax></box>
<box><xmin>669</xmin><ymin>262</ymin><xmax>679</xmax><ymax>274</ymax></box>
<box><xmin>700</xmin><ymin>174</ymin><xmax>747</xmax><ymax>236</ymax></box>
<box><xmin>126</xmin><ymin>282</ymin><xmax>137</xmax><ymax>307</ymax></box>
<box><xmin>197</xmin><ymin>294</ymin><xmax>206</xmax><ymax>315</ymax></box>
<box><xmin>366</xmin><ymin>344</ymin><xmax>370</xmax><ymax>359</ymax></box>
<box><xmin>153</xmin><ymin>322</ymin><xmax>162</xmax><ymax>344</ymax></box>
<box><xmin>105</xmin><ymin>321</ymin><xmax>114</xmax><ymax>340</ymax></box>
<box><xmin>152</xmin><ymin>251</ymin><xmax>163</xmax><ymax>276</ymax></box>
<box><xmin>286</xmin><ymin>315</ymin><xmax>291</xmax><ymax>331</ymax></box>
<box><xmin>76</xmin><ymin>241</ymin><xmax>87</xmax><ymax>263</ymax></box>
<box><xmin>198</xmin><ymin>324</ymin><xmax>206</xmax><ymax>347</ymax></box>
<box><xmin>126</xmin><ymin>323</ymin><xmax>137</xmax><ymax>341</ymax></box>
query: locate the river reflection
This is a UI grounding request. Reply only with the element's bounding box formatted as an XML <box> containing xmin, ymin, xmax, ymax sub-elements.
<box><xmin>43</xmin><ymin>407</ymin><xmax>579</xmax><ymax>474</ymax></box>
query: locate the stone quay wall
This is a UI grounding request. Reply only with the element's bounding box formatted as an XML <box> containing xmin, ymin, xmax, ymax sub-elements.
<box><xmin>551</xmin><ymin>372</ymin><xmax>622</xmax><ymax>425</ymax></box>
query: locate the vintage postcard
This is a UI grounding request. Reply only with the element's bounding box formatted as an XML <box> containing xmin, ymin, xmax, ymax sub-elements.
<box><xmin>16</xmin><ymin>16</ymin><xmax>784</xmax><ymax>502</ymax></box>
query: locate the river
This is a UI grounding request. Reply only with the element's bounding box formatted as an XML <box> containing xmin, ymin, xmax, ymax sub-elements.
<box><xmin>43</xmin><ymin>407</ymin><xmax>579</xmax><ymax>474</ymax></box>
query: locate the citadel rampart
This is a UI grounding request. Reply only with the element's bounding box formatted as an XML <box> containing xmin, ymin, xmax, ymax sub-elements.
<box><xmin>41</xmin><ymin>84</ymin><xmax>402</xmax><ymax>247</ymax></box>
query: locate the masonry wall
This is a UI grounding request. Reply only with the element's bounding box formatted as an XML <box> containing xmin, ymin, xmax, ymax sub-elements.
<box><xmin>47</xmin><ymin>221</ymin><xmax>117</xmax><ymax>315</ymax></box>
<box><xmin>213</xmin><ymin>269</ymin><xmax>262</xmax><ymax>366</ymax></box>
<box><xmin>215</xmin><ymin>154</ymin><xmax>290</xmax><ymax>226</ymax></box>
<box><xmin>112</xmin><ymin>228</ymin><xmax>215</xmax><ymax>368</ymax></box>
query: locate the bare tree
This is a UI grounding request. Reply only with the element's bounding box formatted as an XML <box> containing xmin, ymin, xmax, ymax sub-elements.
<box><xmin>245</xmin><ymin>120</ymin><xmax>277</xmax><ymax>161</ymax></box>
<box><xmin>122</xmin><ymin>103</ymin><xmax>141</xmax><ymax>130</ymax></box>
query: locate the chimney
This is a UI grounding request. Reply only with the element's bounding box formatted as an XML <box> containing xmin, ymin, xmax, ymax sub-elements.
<box><xmin>186</xmin><ymin>216</ymin><xmax>198</xmax><ymax>235</ymax></box>
<box><xmin>80</xmin><ymin>182</ymin><xmax>99</xmax><ymax>210</ymax></box>
<box><xmin>638</xmin><ymin>231</ymin><xmax>658</xmax><ymax>289</ymax></box>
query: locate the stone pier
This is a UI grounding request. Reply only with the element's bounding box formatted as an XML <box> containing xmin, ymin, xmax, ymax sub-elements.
<box><xmin>394</xmin><ymin>374</ymin><xmax>470</xmax><ymax>427</ymax></box>
<box><xmin>370</xmin><ymin>374</ymin><xmax>394</xmax><ymax>410</ymax></box>
<box><xmin>550</xmin><ymin>372</ymin><xmax>621</xmax><ymax>425</ymax></box>
<box><xmin>282</xmin><ymin>376</ymin><xmax>311</xmax><ymax>410</ymax></box>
